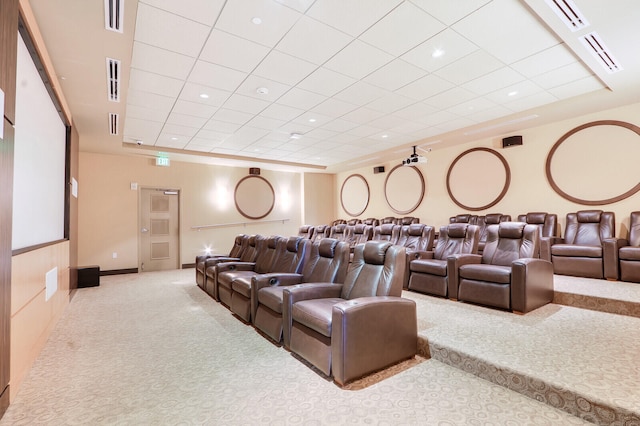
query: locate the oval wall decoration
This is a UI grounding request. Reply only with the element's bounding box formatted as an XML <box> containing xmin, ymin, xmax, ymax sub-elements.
<box><xmin>384</xmin><ymin>165</ymin><xmax>425</xmax><ymax>215</ymax></box>
<box><xmin>234</xmin><ymin>175</ymin><xmax>275</xmax><ymax>220</ymax></box>
<box><xmin>340</xmin><ymin>174</ymin><xmax>370</xmax><ymax>217</ymax></box>
<box><xmin>446</xmin><ymin>147</ymin><xmax>511</xmax><ymax>211</ymax></box>
<box><xmin>545</xmin><ymin>120</ymin><xmax>640</xmax><ymax>205</ymax></box>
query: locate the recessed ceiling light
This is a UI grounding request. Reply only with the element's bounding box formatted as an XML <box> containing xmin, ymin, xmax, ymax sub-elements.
<box><xmin>508</xmin><ymin>91</ymin><xmax>518</xmax><ymax>97</ymax></box>
<box><xmin>256</xmin><ymin>87</ymin><xmax>269</xmax><ymax>95</ymax></box>
<box><xmin>381</xmin><ymin>134</ymin><xmax>389</xmax><ymax>138</ymax></box>
<box><xmin>290</xmin><ymin>133</ymin><xmax>302</xmax><ymax>140</ymax></box>
<box><xmin>171</xmin><ymin>137</ymin><xmax>178</xmax><ymax>141</ymax></box>
<box><xmin>251</xmin><ymin>17</ymin><xmax>262</xmax><ymax>25</ymax></box>
<box><xmin>199</xmin><ymin>93</ymin><xmax>209</xmax><ymax>99</ymax></box>
<box><xmin>308</xmin><ymin>118</ymin><xmax>316</xmax><ymax>123</ymax></box>
<box><xmin>432</xmin><ymin>49</ymin><xmax>445</xmax><ymax>58</ymax></box>
<box><xmin>60</xmin><ymin>76</ymin><xmax>67</xmax><ymax>80</ymax></box>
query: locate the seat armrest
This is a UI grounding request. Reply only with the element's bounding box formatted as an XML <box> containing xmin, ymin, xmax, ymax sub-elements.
<box><xmin>216</xmin><ymin>262</ymin><xmax>256</xmax><ymax>273</ymax></box>
<box><xmin>204</xmin><ymin>256</ymin><xmax>239</xmax><ymax>268</ymax></box>
<box><xmin>251</xmin><ymin>273</ymin><xmax>304</xmax><ymax>320</ymax></box>
<box><xmin>603</xmin><ymin>238</ymin><xmax>628</xmax><ymax>280</ymax></box>
<box><xmin>411</xmin><ymin>250</ymin><xmax>434</xmax><ymax>260</ymax></box>
<box><xmin>447</xmin><ymin>253</ymin><xmax>482</xmax><ymax>300</ymax></box>
<box><xmin>511</xmin><ymin>258</ymin><xmax>554</xmax><ymax>313</ymax></box>
<box><xmin>403</xmin><ymin>249</ymin><xmax>428</xmax><ymax>289</ymax></box>
<box><xmin>331</xmin><ymin>296</ymin><xmax>417</xmax><ymax>386</ymax></box>
<box><xmin>282</xmin><ymin>283</ymin><xmax>343</xmax><ymax>348</ymax></box>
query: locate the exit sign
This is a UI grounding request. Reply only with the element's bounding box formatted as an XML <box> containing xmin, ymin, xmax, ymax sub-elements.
<box><xmin>156</xmin><ymin>157</ymin><xmax>170</xmax><ymax>167</ymax></box>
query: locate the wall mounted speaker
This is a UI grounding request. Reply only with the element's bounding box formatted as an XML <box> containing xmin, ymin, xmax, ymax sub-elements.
<box><xmin>373</xmin><ymin>166</ymin><xmax>385</xmax><ymax>174</ymax></box>
<box><xmin>502</xmin><ymin>135</ymin><xmax>523</xmax><ymax>148</ymax></box>
<box><xmin>249</xmin><ymin>167</ymin><xmax>261</xmax><ymax>175</ymax></box>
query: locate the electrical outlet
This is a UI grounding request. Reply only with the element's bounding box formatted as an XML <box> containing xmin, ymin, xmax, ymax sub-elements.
<box><xmin>112</xmin><ymin>252</ymin><xmax>118</xmax><ymax>259</ymax></box>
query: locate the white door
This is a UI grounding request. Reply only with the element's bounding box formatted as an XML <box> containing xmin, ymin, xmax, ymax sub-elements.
<box><xmin>140</xmin><ymin>188</ymin><xmax>180</xmax><ymax>272</ymax></box>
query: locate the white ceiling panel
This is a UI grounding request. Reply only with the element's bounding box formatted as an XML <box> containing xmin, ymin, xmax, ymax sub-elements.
<box><xmin>200</xmin><ymin>29</ymin><xmax>270</xmax><ymax>73</ymax></box>
<box><xmin>126</xmin><ymin>88</ymin><xmax>175</xmax><ymax>113</ymax></box>
<box><xmin>172</xmin><ymin>100</ymin><xmax>218</xmax><ymax>119</ymax></box>
<box><xmin>341</xmin><ymin>107</ymin><xmax>386</xmax><ymax>125</ymax></box>
<box><xmin>188</xmin><ymin>61</ymin><xmax>248</xmax><ymax>91</ymax></box>
<box><xmin>178</xmin><ymin>83</ymin><xmax>231</xmax><ymax>107</ymax></box>
<box><xmin>306</xmin><ymin>0</ymin><xmax>403</xmax><ymax>37</ymax></box>
<box><xmin>364</xmin><ymin>59</ymin><xmax>425</xmax><ymax>91</ymax></box>
<box><xmin>333</xmin><ymin>81</ymin><xmax>389</xmax><ymax>106</ymax></box>
<box><xmin>410</xmin><ymin>0</ymin><xmax>491</xmax><ymax>26</ymax></box>
<box><xmin>393</xmin><ymin>102</ymin><xmax>438</xmax><ymax>121</ymax></box>
<box><xmin>276</xmin><ymin>87</ymin><xmax>326</xmax><ymax>110</ymax></box>
<box><xmin>245</xmin><ymin>115</ymin><xmax>287</xmax><ymax>131</ymax></box>
<box><xmin>131</xmin><ymin>42</ymin><xmax>195</xmax><ymax>80</ymax></box>
<box><xmin>395</xmin><ymin>74</ymin><xmax>454</xmax><ymax>100</ymax></box>
<box><xmin>211</xmin><ymin>108</ymin><xmax>254</xmax><ymax>125</ymax></box>
<box><xmin>166</xmin><ymin>112</ymin><xmax>207</xmax><ymax>129</ymax></box>
<box><xmin>311</xmin><ymin>98</ymin><xmax>359</xmax><ymax>118</ymax></box>
<box><xmin>504</xmin><ymin>91</ymin><xmax>559</xmax><ymax>112</ymax></box>
<box><xmin>297</xmin><ymin>67</ymin><xmax>356</xmax><ymax>97</ymax></box>
<box><xmin>235</xmin><ymin>75</ymin><xmax>291</xmax><ymax>102</ymax></box>
<box><xmin>260</xmin><ymin>103</ymin><xmax>305</xmax><ymax>121</ymax></box>
<box><xmin>215</xmin><ymin>0</ymin><xmax>301</xmax><ymax>47</ymax></box>
<box><xmin>134</xmin><ymin>3</ymin><xmax>211</xmax><ymax>58</ymax></box>
<box><xmin>548</xmin><ymin>76</ymin><xmax>607</xmax><ymax>100</ymax></box>
<box><xmin>432</xmin><ymin>50</ymin><xmax>504</xmax><ymax>85</ymax></box>
<box><xmin>324</xmin><ymin>40</ymin><xmax>393</xmax><ymax>80</ymax></box>
<box><xmin>276</xmin><ymin>16</ymin><xmax>352</xmax><ymax>65</ymax></box>
<box><xmin>273</xmin><ymin>0</ymin><xmax>315</xmax><ymax>14</ymax></box>
<box><xmin>485</xmin><ymin>80</ymin><xmax>545</xmax><ymax>104</ymax></box>
<box><xmin>123</xmin><ymin>117</ymin><xmax>164</xmax><ymax>142</ymax></box>
<box><xmin>360</xmin><ymin>2</ymin><xmax>445</xmax><ymax>56</ymax></box>
<box><xmin>532</xmin><ymin>62</ymin><xmax>595</xmax><ymax>90</ymax></box>
<box><xmin>511</xmin><ymin>44</ymin><xmax>579</xmax><ymax>78</ymax></box>
<box><xmin>401</xmin><ymin>29</ymin><xmax>479</xmax><ymax>73</ymax></box>
<box><xmin>423</xmin><ymin>87</ymin><xmax>477</xmax><ymax>110</ymax></box>
<box><xmin>253</xmin><ymin>50</ymin><xmax>317</xmax><ymax>86</ymax></box>
<box><xmin>194</xmin><ymin>129</ymin><xmax>232</xmax><ymax>142</ymax></box>
<box><xmin>222</xmin><ymin>94</ymin><xmax>271</xmax><ymax>115</ymax></box>
<box><xmin>161</xmin><ymin>123</ymin><xmax>199</xmax><ymax>138</ymax></box>
<box><xmin>202</xmin><ymin>119</ymin><xmax>242</xmax><ymax>133</ymax></box>
<box><xmin>125</xmin><ymin>104</ymin><xmax>169</xmax><ymax>123</ymax></box>
<box><xmin>446</xmin><ymin>97</ymin><xmax>498</xmax><ymax>117</ymax></box>
<box><xmin>366</xmin><ymin>93</ymin><xmax>416</xmax><ymax>114</ymax></box>
<box><xmin>139</xmin><ymin>0</ymin><xmax>224</xmax><ymax>26</ymax></box>
<box><xmin>462</xmin><ymin>67</ymin><xmax>526</xmax><ymax>96</ymax></box>
<box><xmin>129</xmin><ymin>69</ymin><xmax>184</xmax><ymax>98</ymax></box>
<box><xmin>320</xmin><ymin>118</ymin><xmax>359</xmax><ymax>133</ymax></box>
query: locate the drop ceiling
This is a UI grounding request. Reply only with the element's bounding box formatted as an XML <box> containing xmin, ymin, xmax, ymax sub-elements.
<box><xmin>27</xmin><ymin>0</ymin><xmax>640</xmax><ymax>172</ymax></box>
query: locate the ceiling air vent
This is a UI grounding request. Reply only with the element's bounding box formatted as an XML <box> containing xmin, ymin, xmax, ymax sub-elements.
<box><xmin>109</xmin><ymin>113</ymin><xmax>119</xmax><ymax>135</ymax></box>
<box><xmin>106</xmin><ymin>57</ymin><xmax>121</xmax><ymax>102</ymax></box>
<box><xmin>104</xmin><ymin>0</ymin><xmax>124</xmax><ymax>33</ymax></box>
<box><xmin>545</xmin><ymin>0</ymin><xmax>589</xmax><ymax>32</ymax></box>
<box><xmin>579</xmin><ymin>31</ymin><xmax>623</xmax><ymax>74</ymax></box>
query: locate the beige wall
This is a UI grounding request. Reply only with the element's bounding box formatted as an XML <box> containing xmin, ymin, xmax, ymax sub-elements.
<box><xmin>303</xmin><ymin>173</ymin><xmax>336</xmax><ymax>226</ymax></box>
<box><xmin>78</xmin><ymin>153</ymin><xmax>315</xmax><ymax>269</ymax></box>
<box><xmin>336</xmin><ymin>102</ymin><xmax>640</xmax><ymax>238</ymax></box>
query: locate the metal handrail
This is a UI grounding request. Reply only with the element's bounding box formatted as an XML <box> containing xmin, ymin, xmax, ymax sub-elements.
<box><xmin>191</xmin><ymin>218</ymin><xmax>290</xmax><ymax>231</ymax></box>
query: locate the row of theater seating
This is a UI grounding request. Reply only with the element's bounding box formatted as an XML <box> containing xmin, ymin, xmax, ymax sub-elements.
<box><xmin>195</xmin><ymin>236</ymin><xmax>416</xmax><ymax>385</ymax></box>
<box><xmin>331</xmin><ymin>216</ymin><xmax>420</xmax><ymax>227</ymax></box>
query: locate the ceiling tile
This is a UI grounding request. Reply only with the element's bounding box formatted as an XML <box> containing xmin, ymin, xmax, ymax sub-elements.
<box><xmin>548</xmin><ymin>76</ymin><xmax>606</xmax><ymax>100</ymax></box>
<box><xmin>211</xmin><ymin>108</ymin><xmax>254</xmax><ymax>125</ymax></box>
<box><xmin>504</xmin><ymin>91</ymin><xmax>558</xmax><ymax>112</ymax></box>
<box><xmin>347</xmin><ymin>124</ymin><xmax>384</xmax><ymax>138</ymax></box>
<box><xmin>188</xmin><ymin>60</ymin><xmax>248</xmax><ymax>91</ymax></box>
<box><xmin>245</xmin><ymin>115</ymin><xmax>287</xmax><ymax>131</ymax></box>
<box><xmin>178</xmin><ymin>83</ymin><xmax>231</xmax><ymax>107</ymax></box>
<box><xmin>360</xmin><ymin>2</ymin><xmax>445</xmax><ymax>56</ymax></box>
<box><xmin>253</xmin><ymin>50</ymin><xmax>317</xmax><ymax>86</ymax></box>
<box><xmin>123</xmin><ymin>118</ymin><xmax>163</xmax><ymax>143</ymax></box>
<box><xmin>366</xmin><ymin>93</ymin><xmax>416</xmax><ymax>114</ymax></box>
<box><xmin>291</xmin><ymin>111</ymin><xmax>335</xmax><ymax>128</ymax></box>
<box><xmin>531</xmin><ymin>62</ymin><xmax>594</xmax><ymax>90</ymax></box>
<box><xmin>392</xmin><ymin>102</ymin><xmax>438</xmax><ymax>121</ymax></box>
<box><xmin>260</xmin><ymin>103</ymin><xmax>305</xmax><ymax>121</ymax></box>
<box><xmin>276</xmin><ymin>16</ymin><xmax>353</xmax><ymax>65</ymax></box>
<box><xmin>200</xmin><ymin>29</ymin><xmax>271</xmax><ymax>73</ymax></box>
<box><xmin>194</xmin><ymin>129</ymin><xmax>232</xmax><ymax>142</ymax></box>
<box><xmin>410</xmin><ymin>0</ymin><xmax>491</xmax><ymax>25</ymax></box>
<box><xmin>432</xmin><ymin>50</ymin><xmax>503</xmax><ymax>85</ymax></box>
<box><xmin>462</xmin><ymin>67</ymin><xmax>526</xmax><ymax>96</ymax></box>
<box><xmin>364</xmin><ymin>59</ymin><xmax>425</xmax><ymax>91</ymax></box>
<box><xmin>161</xmin><ymin>123</ymin><xmax>199</xmax><ymax>137</ymax></box>
<box><xmin>484</xmin><ymin>80</ymin><xmax>544</xmax><ymax>104</ymax></box>
<box><xmin>202</xmin><ymin>119</ymin><xmax>242</xmax><ymax>133</ymax></box>
<box><xmin>311</xmin><ymin>98</ymin><xmax>359</xmax><ymax>117</ymax></box>
<box><xmin>324</xmin><ymin>40</ymin><xmax>393</xmax><ymax>80</ymax></box>
<box><xmin>155</xmin><ymin>134</ymin><xmax>190</xmax><ymax>148</ymax></box>
<box><xmin>139</xmin><ymin>0</ymin><xmax>224</xmax><ymax>25</ymax></box>
<box><xmin>511</xmin><ymin>44</ymin><xmax>578</xmax><ymax>78</ymax></box>
<box><xmin>320</xmin><ymin>118</ymin><xmax>359</xmax><ymax>133</ymax></box>
<box><xmin>129</xmin><ymin>68</ymin><xmax>184</xmax><ymax>98</ymax></box>
<box><xmin>215</xmin><ymin>0</ymin><xmax>301</xmax><ymax>47</ymax></box>
<box><xmin>395</xmin><ymin>74</ymin><xmax>454</xmax><ymax>100</ymax></box>
<box><xmin>423</xmin><ymin>87</ymin><xmax>477</xmax><ymax>110</ymax></box>
<box><xmin>341</xmin><ymin>107</ymin><xmax>386</xmax><ymax>125</ymax></box>
<box><xmin>334</xmin><ymin>81</ymin><xmax>389</xmax><ymax>105</ymax></box>
<box><xmin>445</xmin><ymin>97</ymin><xmax>497</xmax><ymax>117</ymax></box>
<box><xmin>125</xmin><ymin>105</ymin><xmax>169</xmax><ymax>122</ymax></box>
<box><xmin>296</xmin><ymin>67</ymin><xmax>356</xmax><ymax>97</ymax></box>
<box><xmin>131</xmin><ymin>42</ymin><xmax>195</xmax><ymax>80</ymax></box>
<box><xmin>126</xmin><ymin>88</ymin><xmax>175</xmax><ymax>113</ymax></box>
<box><xmin>273</xmin><ymin>0</ymin><xmax>315</xmax><ymax>13</ymax></box>
<box><xmin>306</xmin><ymin>0</ymin><xmax>402</xmax><ymax>37</ymax></box>
<box><xmin>172</xmin><ymin>100</ymin><xmax>218</xmax><ymax>119</ymax></box>
<box><xmin>276</xmin><ymin>87</ymin><xmax>326</xmax><ymax>110</ymax></box>
<box><xmin>235</xmin><ymin>75</ymin><xmax>291</xmax><ymax>102</ymax></box>
<box><xmin>401</xmin><ymin>29</ymin><xmax>479</xmax><ymax>73</ymax></box>
<box><xmin>166</xmin><ymin>112</ymin><xmax>207</xmax><ymax>129</ymax></box>
<box><xmin>222</xmin><ymin>94</ymin><xmax>271</xmax><ymax>115</ymax></box>
<box><xmin>134</xmin><ymin>3</ymin><xmax>211</xmax><ymax>57</ymax></box>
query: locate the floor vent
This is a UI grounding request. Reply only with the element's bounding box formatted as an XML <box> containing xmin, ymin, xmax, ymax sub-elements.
<box><xmin>579</xmin><ymin>32</ymin><xmax>623</xmax><ymax>74</ymax></box>
<box><xmin>109</xmin><ymin>113</ymin><xmax>119</xmax><ymax>135</ymax></box>
<box><xmin>106</xmin><ymin>57</ymin><xmax>121</xmax><ymax>102</ymax></box>
<box><xmin>545</xmin><ymin>0</ymin><xmax>589</xmax><ymax>32</ymax></box>
<box><xmin>104</xmin><ymin>0</ymin><xmax>124</xmax><ymax>33</ymax></box>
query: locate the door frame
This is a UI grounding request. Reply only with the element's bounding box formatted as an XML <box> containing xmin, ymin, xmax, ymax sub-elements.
<box><xmin>138</xmin><ymin>186</ymin><xmax>182</xmax><ymax>272</ymax></box>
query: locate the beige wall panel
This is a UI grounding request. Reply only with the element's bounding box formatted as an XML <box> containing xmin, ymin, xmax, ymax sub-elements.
<box><xmin>303</xmin><ymin>173</ymin><xmax>336</xmax><ymax>225</ymax></box>
<box><xmin>336</xmin><ymin>102</ymin><xmax>640</xmax><ymax>237</ymax></box>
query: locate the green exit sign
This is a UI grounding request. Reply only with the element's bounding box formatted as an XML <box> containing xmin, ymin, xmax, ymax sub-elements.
<box><xmin>156</xmin><ymin>157</ymin><xmax>170</xmax><ymax>167</ymax></box>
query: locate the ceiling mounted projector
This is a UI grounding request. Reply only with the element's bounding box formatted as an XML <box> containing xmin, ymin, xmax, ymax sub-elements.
<box><xmin>402</xmin><ymin>145</ymin><xmax>428</xmax><ymax>166</ymax></box>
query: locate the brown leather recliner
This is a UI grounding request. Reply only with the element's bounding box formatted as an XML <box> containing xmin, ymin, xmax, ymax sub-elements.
<box><xmin>517</xmin><ymin>212</ymin><xmax>558</xmax><ymax>261</ymax></box>
<box><xmin>396</xmin><ymin>223</ymin><xmax>436</xmax><ymax>288</ymax></box>
<box><xmin>408</xmin><ymin>223</ymin><xmax>480</xmax><ymax>297</ymax></box>
<box><xmin>450</xmin><ymin>222</ymin><xmax>554</xmax><ymax>313</ymax></box>
<box><xmin>548</xmin><ymin>210</ymin><xmax>622</xmax><ymax>279</ymax></box>
<box><xmin>311</xmin><ymin>225</ymin><xmax>330</xmax><ymax>243</ymax></box>
<box><xmin>380</xmin><ymin>216</ymin><xmax>397</xmax><ymax>225</ymax></box>
<box><xmin>449</xmin><ymin>214</ymin><xmax>477</xmax><ymax>224</ymax></box>
<box><xmin>228</xmin><ymin>237</ymin><xmax>309</xmax><ymax>322</ymax></box>
<box><xmin>203</xmin><ymin>235</ymin><xmax>259</xmax><ymax>299</ymax></box>
<box><xmin>252</xmin><ymin>238</ymin><xmax>350</xmax><ymax>344</ymax></box>
<box><xmin>331</xmin><ymin>219</ymin><xmax>347</xmax><ymax>226</ymax></box>
<box><xmin>328</xmin><ymin>224</ymin><xmax>351</xmax><ymax>242</ymax></box>
<box><xmin>397</xmin><ymin>216</ymin><xmax>419</xmax><ymax>225</ymax></box>
<box><xmin>363</xmin><ymin>218</ymin><xmax>380</xmax><ymax>227</ymax></box>
<box><xmin>297</xmin><ymin>225</ymin><xmax>315</xmax><ymax>240</ymax></box>
<box><xmin>618</xmin><ymin>211</ymin><xmax>640</xmax><ymax>283</ymax></box>
<box><xmin>372</xmin><ymin>223</ymin><xmax>400</xmax><ymax>244</ymax></box>
<box><xmin>195</xmin><ymin>234</ymin><xmax>246</xmax><ymax>288</ymax></box>
<box><xmin>476</xmin><ymin>213</ymin><xmax>512</xmax><ymax>253</ymax></box>
<box><xmin>346</xmin><ymin>218</ymin><xmax>362</xmax><ymax>226</ymax></box>
<box><xmin>283</xmin><ymin>241</ymin><xmax>416</xmax><ymax>386</ymax></box>
<box><xmin>348</xmin><ymin>224</ymin><xmax>373</xmax><ymax>249</ymax></box>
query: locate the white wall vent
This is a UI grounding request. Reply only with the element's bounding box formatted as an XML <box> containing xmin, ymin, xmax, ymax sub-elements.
<box><xmin>579</xmin><ymin>32</ymin><xmax>623</xmax><ymax>74</ymax></box>
<box><xmin>104</xmin><ymin>0</ymin><xmax>124</xmax><ymax>33</ymax></box>
<box><xmin>545</xmin><ymin>0</ymin><xmax>589</xmax><ymax>32</ymax></box>
<box><xmin>109</xmin><ymin>113</ymin><xmax>119</xmax><ymax>135</ymax></box>
<box><xmin>106</xmin><ymin>57</ymin><xmax>121</xmax><ymax>102</ymax></box>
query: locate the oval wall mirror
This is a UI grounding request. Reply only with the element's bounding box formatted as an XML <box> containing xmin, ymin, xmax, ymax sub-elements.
<box><xmin>384</xmin><ymin>165</ymin><xmax>425</xmax><ymax>214</ymax></box>
<box><xmin>234</xmin><ymin>175</ymin><xmax>275</xmax><ymax>220</ymax></box>
<box><xmin>340</xmin><ymin>174</ymin><xmax>370</xmax><ymax>217</ymax></box>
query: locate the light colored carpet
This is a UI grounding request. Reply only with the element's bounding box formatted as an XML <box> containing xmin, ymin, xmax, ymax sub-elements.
<box><xmin>0</xmin><ymin>269</ymin><xmax>593</xmax><ymax>425</ymax></box>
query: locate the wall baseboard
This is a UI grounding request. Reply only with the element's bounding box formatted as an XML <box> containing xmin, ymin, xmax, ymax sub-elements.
<box><xmin>100</xmin><ymin>268</ymin><xmax>138</xmax><ymax>276</ymax></box>
<box><xmin>182</xmin><ymin>263</ymin><xmax>196</xmax><ymax>269</ymax></box>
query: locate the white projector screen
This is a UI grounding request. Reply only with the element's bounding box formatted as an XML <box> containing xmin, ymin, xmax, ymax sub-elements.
<box><xmin>12</xmin><ymin>32</ymin><xmax>67</xmax><ymax>250</ymax></box>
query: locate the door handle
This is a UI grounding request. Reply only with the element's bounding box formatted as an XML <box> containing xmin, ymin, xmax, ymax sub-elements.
<box><xmin>141</xmin><ymin>227</ymin><xmax>149</xmax><ymax>233</ymax></box>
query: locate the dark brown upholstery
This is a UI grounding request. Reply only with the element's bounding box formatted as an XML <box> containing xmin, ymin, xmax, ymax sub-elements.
<box><xmin>348</xmin><ymin>224</ymin><xmax>373</xmax><ymax>249</ymax></box>
<box><xmin>450</xmin><ymin>222</ymin><xmax>553</xmax><ymax>313</ymax></box>
<box><xmin>328</xmin><ymin>224</ymin><xmax>351</xmax><ymax>242</ymax></box>
<box><xmin>549</xmin><ymin>210</ymin><xmax>621</xmax><ymax>279</ymax></box>
<box><xmin>346</xmin><ymin>218</ymin><xmax>361</xmax><ymax>226</ymax></box>
<box><xmin>619</xmin><ymin>211</ymin><xmax>640</xmax><ymax>282</ymax></box>
<box><xmin>380</xmin><ymin>216</ymin><xmax>397</xmax><ymax>225</ymax></box>
<box><xmin>449</xmin><ymin>214</ymin><xmax>477</xmax><ymax>224</ymax></box>
<box><xmin>363</xmin><ymin>218</ymin><xmax>380</xmax><ymax>227</ymax></box>
<box><xmin>331</xmin><ymin>219</ymin><xmax>347</xmax><ymax>226</ymax></box>
<box><xmin>228</xmin><ymin>237</ymin><xmax>309</xmax><ymax>322</ymax></box>
<box><xmin>311</xmin><ymin>225</ymin><xmax>330</xmax><ymax>242</ymax></box>
<box><xmin>517</xmin><ymin>212</ymin><xmax>558</xmax><ymax>261</ymax></box>
<box><xmin>476</xmin><ymin>213</ymin><xmax>512</xmax><ymax>253</ymax></box>
<box><xmin>372</xmin><ymin>224</ymin><xmax>400</xmax><ymax>244</ymax></box>
<box><xmin>408</xmin><ymin>224</ymin><xmax>480</xmax><ymax>297</ymax></box>
<box><xmin>203</xmin><ymin>235</ymin><xmax>259</xmax><ymax>298</ymax></box>
<box><xmin>298</xmin><ymin>225</ymin><xmax>315</xmax><ymax>240</ymax></box>
<box><xmin>283</xmin><ymin>241</ymin><xmax>415</xmax><ymax>385</ymax></box>
<box><xmin>396</xmin><ymin>224</ymin><xmax>436</xmax><ymax>288</ymax></box>
<box><xmin>253</xmin><ymin>238</ymin><xmax>350</xmax><ymax>343</ymax></box>
<box><xmin>397</xmin><ymin>216</ymin><xmax>419</xmax><ymax>225</ymax></box>
<box><xmin>195</xmin><ymin>234</ymin><xmax>245</xmax><ymax>288</ymax></box>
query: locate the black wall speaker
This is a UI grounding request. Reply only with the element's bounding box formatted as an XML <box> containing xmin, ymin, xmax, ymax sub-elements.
<box><xmin>502</xmin><ymin>135</ymin><xmax>523</xmax><ymax>148</ymax></box>
<box><xmin>249</xmin><ymin>167</ymin><xmax>261</xmax><ymax>175</ymax></box>
<box><xmin>373</xmin><ymin>166</ymin><xmax>385</xmax><ymax>174</ymax></box>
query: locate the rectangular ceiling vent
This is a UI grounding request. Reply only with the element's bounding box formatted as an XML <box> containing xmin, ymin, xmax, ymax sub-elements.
<box><xmin>104</xmin><ymin>0</ymin><xmax>124</xmax><ymax>33</ymax></box>
<box><xmin>106</xmin><ymin>57</ymin><xmax>121</xmax><ymax>102</ymax></box>
<box><xmin>545</xmin><ymin>0</ymin><xmax>589</xmax><ymax>32</ymax></box>
<box><xmin>109</xmin><ymin>113</ymin><xmax>119</xmax><ymax>135</ymax></box>
<box><xmin>579</xmin><ymin>32</ymin><xmax>623</xmax><ymax>74</ymax></box>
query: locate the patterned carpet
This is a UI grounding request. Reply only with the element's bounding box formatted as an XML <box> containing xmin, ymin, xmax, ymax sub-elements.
<box><xmin>2</xmin><ymin>269</ymin><xmax>637</xmax><ymax>425</ymax></box>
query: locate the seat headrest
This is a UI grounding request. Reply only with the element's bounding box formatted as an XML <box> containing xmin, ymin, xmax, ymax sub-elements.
<box><xmin>485</xmin><ymin>213</ymin><xmax>502</xmax><ymax>224</ymax></box>
<box><xmin>300</xmin><ymin>225</ymin><xmax>310</xmax><ymax>232</ymax></box>
<box><xmin>526</xmin><ymin>212</ymin><xmax>546</xmax><ymax>224</ymax></box>
<box><xmin>287</xmin><ymin>237</ymin><xmax>301</xmax><ymax>252</ymax></box>
<box><xmin>380</xmin><ymin>223</ymin><xmax>395</xmax><ymax>234</ymax></box>
<box><xmin>448</xmin><ymin>223</ymin><xmax>468</xmax><ymax>238</ymax></box>
<box><xmin>577</xmin><ymin>210</ymin><xmax>602</xmax><ymax>223</ymax></box>
<box><xmin>456</xmin><ymin>214</ymin><xmax>470</xmax><ymax>222</ymax></box>
<box><xmin>318</xmin><ymin>239</ymin><xmax>337</xmax><ymax>258</ymax></box>
<box><xmin>354</xmin><ymin>224</ymin><xmax>366</xmax><ymax>233</ymax></box>
<box><xmin>498</xmin><ymin>222</ymin><xmax>526</xmax><ymax>238</ymax></box>
<box><xmin>363</xmin><ymin>241</ymin><xmax>392</xmax><ymax>265</ymax></box>
<box><xmin>248</xmin><ymin>236</ymin><xmax>257</xmax><ymax>245</ymax></box>
<box><xmin>408</xmin><ymin>223</ymin><xmax>424</xmax><ymax>236</ymax></box>
<box><xmin>267</xmin><ymin>237</ymin><xmax>279</xmax><ymax>249</ymax></box>
<box><xmin>334</xmin><ymin>224</ymin><xmax>346</xmax><ymax>232</ymax></box>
